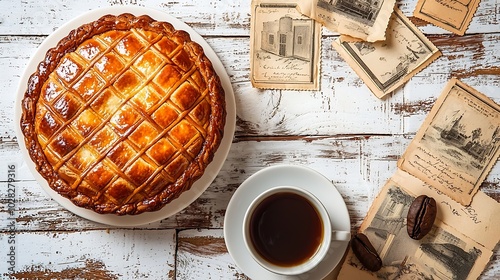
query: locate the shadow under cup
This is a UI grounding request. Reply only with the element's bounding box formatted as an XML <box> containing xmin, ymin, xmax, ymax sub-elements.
<box><xmin>242</xmin><ymin>186</ymin><xmax>350</xmax><ymax>275</ymax></box>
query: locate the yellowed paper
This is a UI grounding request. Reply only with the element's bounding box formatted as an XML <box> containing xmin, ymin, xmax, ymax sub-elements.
<box><xmin>414</xmin><ymin>0</ymin><xmax>481</xmax><ymax>36</ymax></box>
<box><xmin>332</xmin><ymin>9</ymin><xmax>441</xmax><ymax>99</ymax></box>
<box><xmin>398</xmin><ymin>78</ymin><xmax>500</xmax><ymax>206</ymax></box>
<box><xmin>250</xmin><ymin>0</ymin><xmax>322</xmax><ymax>90</ymax></box>
<box><xmin>296</xmin><ymin>0</ymin><xmax>396</xmax><ymax>42</ymax></box>
<box><xmin>338</xmin><ymin>172</ymin><xmax>499</xmax><ymax>280</ymax></box>
<box><xmin>390</xmin><ymin>169</ymin><xmax>500</xmax><ymax>250</ymax></box>
<box><xmin>337</xmin><ymin>78</ymin><xmax>500</xmax><ymax>279</ymax></box>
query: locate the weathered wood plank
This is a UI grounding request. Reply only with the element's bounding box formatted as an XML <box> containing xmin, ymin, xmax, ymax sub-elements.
<box><xmin>0</xmin><ymin>0</ymin><xmax>250</xmax><ymax>36</ymax></box>
<box><xmin>0</xmin><ymin>1</ymin><xmax>498</xmax><ymax>36</ymax></box>
<box><xmin>176</xmin><ymin>229</ymin><xmax>249</xmax><ymax>279</ymax></box>
<box><xmin>0</xmin><ymin>1</ymin><xmax>498</xmax><ymax>278</ymax></box>
<box><xmin>483</xmin><ymin>248</ymin><xmax>500</xmax><ymax>279</ymax></box>
<box><xmin>401</xmin><ymin>33</ymin><xmax>500</xmax><ymax>133</ymax></box>
<box><xmin>2</xmin><ymin>33</ymin><xmax>499</xmax><ymax>142</ymax></box>
<box><xmin>0</xmin><ymin>229</ymin><xmax>177</xmax><ymax>279</ymax></box>
<box><xmin>177</xmin><ymin>229</ymin><xmax>500</xmax><ymax>279</ymax></box>
<box><xmin>0</xmin><ymin>136</ymin><xmax>397</xmax><ymax>230</ymax></box>
<box><xmin>3</xmin><ymin>136</ymin><xmax>498</xmax><ymax>231</ymax></box>
<box><xmin>1</xmin><ymin>36</ymin><xmax>401</xmax><ymax>140</ymax></box>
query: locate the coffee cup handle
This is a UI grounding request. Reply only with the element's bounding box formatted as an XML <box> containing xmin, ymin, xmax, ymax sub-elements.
<box><xmin>331</xmin><ymin>230</ymin><xmax>351</xmax><ymax>241</ymax></box>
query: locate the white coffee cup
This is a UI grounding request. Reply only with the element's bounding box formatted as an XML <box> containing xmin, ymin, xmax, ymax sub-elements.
<box><xmin>242</xmin><ymin>185</ymin><xmax>351</xmax><ymax>275</ymax></box>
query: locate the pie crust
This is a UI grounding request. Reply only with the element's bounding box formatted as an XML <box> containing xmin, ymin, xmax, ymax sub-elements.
<box><xmin>20</xmin><ymin>13</ymin><xmax>226</xmax><ymax>215</ymax></box>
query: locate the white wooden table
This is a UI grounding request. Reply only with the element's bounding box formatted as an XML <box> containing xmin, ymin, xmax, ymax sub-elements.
<box><xmin>0</xmin><ymin>0</ymin><xmax>498</xmax><ymax>279</ymax></box>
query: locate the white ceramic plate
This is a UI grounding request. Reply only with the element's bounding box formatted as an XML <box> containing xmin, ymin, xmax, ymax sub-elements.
<box><xmin>14</xmin><ymin>6</ymin><xmax>236</xmax><ymax>226</ymax></box>
<box><xmin>224</xmin><ymin>165</ymin><xmax>351</xmax><ymax>280</ymax></box>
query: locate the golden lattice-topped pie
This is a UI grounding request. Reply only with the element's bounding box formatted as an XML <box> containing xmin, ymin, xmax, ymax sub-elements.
<box><xmin>20</xmin><ymin>14</ymin><xmax>226</xmax><ymax>215</ymax></box>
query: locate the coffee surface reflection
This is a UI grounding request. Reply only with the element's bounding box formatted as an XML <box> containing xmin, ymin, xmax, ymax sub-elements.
<box><xmin>249</xmin><ymin>192</ymin><xmax>324</xmax><ymax>267</ymax></box>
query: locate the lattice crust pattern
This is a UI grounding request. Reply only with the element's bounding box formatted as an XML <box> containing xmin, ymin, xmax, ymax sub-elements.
<box><xmin>21</xmin><ymin>14</ymin><xmax>226</xmax><ymax>215</ymax></box>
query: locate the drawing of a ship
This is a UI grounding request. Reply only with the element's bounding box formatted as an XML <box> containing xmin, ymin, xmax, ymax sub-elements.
<box><xmin>439</xmin><ymin>111</ymin><xmax>499</xmax><ymax>165</ymax></box>
<box><xmin>440</xmin><ymin>111</ymin><xmax>467</xmax><ymax>145</ymax></box>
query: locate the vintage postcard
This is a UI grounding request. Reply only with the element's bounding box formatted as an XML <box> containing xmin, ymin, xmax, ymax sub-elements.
<box><xmin>389</xmin><ymin>169</ymin><xmax>500</xmax><ymax>250</ymax></box>
<box><xmin>296</xmin><ymin>0</ymin><xmax>396</xmax><ymax>42</ymax></box>
<box><xmin>332</xmin><ymin>9</ymin><xmax>441</xmax><ymax>99</ymax></box>
<box><xmin>413</xmin><ymin>0</ymin><xmax>481</xmax><ymax>36</ymax></box>
<box><xmin>250</xmin><ymin>0</ymin><xmax>322</xmax><ymax>90</ymax></box>
<box><xmin>398</xmin><ymin>78</ymin><xmax>500</xmax><ymax>206</ymax></box>
<box><xmin>338</xmin><ymin>171</ymin><xmax>500</xmax><ymax>280</ymax></box>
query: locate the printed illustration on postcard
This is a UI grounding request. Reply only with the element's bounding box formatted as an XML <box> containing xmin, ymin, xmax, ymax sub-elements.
<box><xmin>250</xmin><ymin>0</ymin><xmax>322</xmax><ymax>90</ymax></box>
<box><xmin>337</xmin><ymin>169</ymin><xmax>500</xmax><ymax>280</ymax></box>
<box><xmin>414</xmin><ymin>0</ymin><xmax>481</xmax><ymax>35</ymax></box>
<box><xmin>398</xmin><ymin>79</ymin><xmax>500</xmax><ymax>206</ymax></box>
<box><xmin>296</xmin><ymin>0</ymin><xmax>396</xmax><ymax>42</ymax></box>
<box><xmin>332</xmin><ymin>9</ymin><xmax>441</xmax><ymax>99</ymax></box>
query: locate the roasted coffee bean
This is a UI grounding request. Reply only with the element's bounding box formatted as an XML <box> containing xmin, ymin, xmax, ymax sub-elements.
<box><xmin>407</xmin><ymin>195</ymin><xmax>437</xmax><ymax>240</ymax></box>
<box><xmin>351</xmin><ymin>233</ymin><xmax>382</xmax><ymax>272</ymax></box>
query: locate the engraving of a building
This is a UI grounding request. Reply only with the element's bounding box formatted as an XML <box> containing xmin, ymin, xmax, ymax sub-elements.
<box><xmin>415</xmin><ymin>242</ymin><xmax>479</xmax><ymax>280</ymax></box>
<box><xmin>334</xmin><ymin>0</ymin><xmax>381</xmax><ymax>21</ymax></box>
<box><xmin>261</xmin><ymin>16</ymin><xmax>313</xmax><ymax>61</ymax></box>
<box><xmin>365</xmin><ymin>187</ymin><xmax>413</xmax><ymax>262</ymax></box>
<box><xmin>318</xmin><ymin>0</ymin><xmax>383</xmax><ymax>25</ymax></box>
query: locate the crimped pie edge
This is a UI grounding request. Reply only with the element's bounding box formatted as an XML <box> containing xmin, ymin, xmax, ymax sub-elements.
<box><xmin>20</xmin><ymin>13</ymin><xmax>226</xmax><ymax>215</ymax></box>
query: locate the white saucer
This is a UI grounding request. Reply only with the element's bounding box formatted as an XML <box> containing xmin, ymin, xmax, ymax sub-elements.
<box><xmin>14</xmin><ymin>6</ymin><xmax>236</xmax><ymax>226</ymax></box>
<box><xmin>224</xmin><ymin>165</ymin><xmax>351</xmax><ymax>279</ymax></box>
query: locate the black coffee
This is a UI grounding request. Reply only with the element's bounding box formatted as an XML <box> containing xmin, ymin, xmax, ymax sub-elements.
<box><xmin>249</xmin><ymin>192</ymin><xmax>324</xmax><ymax>267</ymax></box>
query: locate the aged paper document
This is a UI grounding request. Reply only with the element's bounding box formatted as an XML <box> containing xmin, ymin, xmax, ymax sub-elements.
<box><xmin>398</xmin><ymin>78</ymin><xmax>500</xmax><ymax>206</ymax></box>
<box><xmin>250</xmin><ymin>0</ymin><xmax>322</xmax><ymax>90</ymax></box>
<box><xmin>337</xmin><ymin>78</ymin><xmax>500</xmax><ymax>279</ymax></box>
<box><xmin>414</xmin><ymin>0</ymin><xmax>481</xmax><ymax>36</ymax></box>
<box><xmin>337</xmin><ymin>169</ymin><xmax>500</xmax><ymax>280</ymax></box>
<box><xmin>332</xmin><ymin>9</ymin><xmax>441</xmax><ymax>99</ymax></box>
<box><xmin>389</xmin><ymin>169</ymin><xmax>500</xmax><ymax>250</ymax></box>
<box><xmin>296</xmin><ymin>0</ymin><xmax>396</xmax><ymax>42</ymax></box>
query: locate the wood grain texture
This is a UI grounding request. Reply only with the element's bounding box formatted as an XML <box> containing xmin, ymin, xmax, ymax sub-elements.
<box><xmin>0</xmin><ymin>230</ymin><xmax>177</xmax><ymax>279</ymax></box>
<box><xmin>177</xmin><ymin>229</ymin><xmax>249</xmax><ymax>279</ymax></box>
<box><xmin>0</xmin><ymin>0</ymin><xmax>498</xmax><ymax>279</ymax></box>
<box><xmin>0</xmin><ymin>0</ymin><xmax>250</xmax><ymax>36</ymax></box>
<box><xmin>3</xmin><ymin>34</ymin><xmax>499</xmax><ymax>140</ymax></box>
<box><xmin>0</xmin><ymin>0</ymin><xmax>498</xmax><ymax>36</ymax></box>
<box><xmin>0</xmin><ymin>136</ymin><xmax>408</xmax><ymax>230</ymax></box>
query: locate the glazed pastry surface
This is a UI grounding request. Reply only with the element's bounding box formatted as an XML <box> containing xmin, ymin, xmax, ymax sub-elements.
<box><xmin>21</xmin><ymin>14</ymin><xmax>226</xmax><ymax>215</ymax></box>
